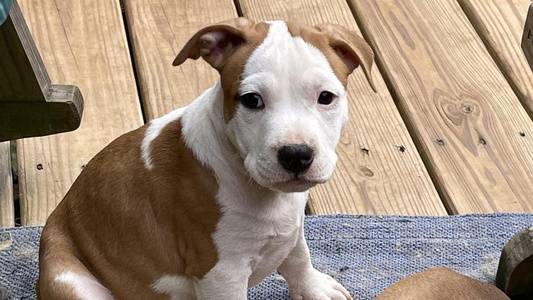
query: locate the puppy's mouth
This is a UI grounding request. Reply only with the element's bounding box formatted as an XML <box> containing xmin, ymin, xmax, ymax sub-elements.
<box><xmin>271</xmin><ymin>175</ymin><xmax>326</xmax><ymax>193</ymax></box>
<box><xmin>245</xmin><ymin>154</ymin><xmax>334</xmax><ymax>193</ymax></box>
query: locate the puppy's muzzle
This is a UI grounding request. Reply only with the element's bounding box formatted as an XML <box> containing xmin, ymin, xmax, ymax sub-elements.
<box><xmin>277</xmin><ymin>144</ymin><xmax>314</xmax><ymax>174</ymax></box>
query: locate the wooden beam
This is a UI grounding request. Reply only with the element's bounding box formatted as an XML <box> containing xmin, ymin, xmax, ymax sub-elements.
<box><xmin>17</xmin><ymin>0</ymin><xmax>144</xmax><ymax>225</ymax></box>
<box><xmin>0</xmin><ymin>1</ymin><xmax>83</xmax><ymax>141</ymax></box>
<box><xmin>237</xmin><ymin>0</ymin><xmax>446</xmax><ymax>215</ymax></box>
<box><xmin>0</xmin><ymin>142</ymin><xmax>14</xmax><ymax>228</ymax></box>
<box><xmin>350</xmin><ymin>0</ymin><xmax>533</xmax><ymax>213</ymax></box>
<box><xmin>0</xmin><ymin>1</ymin><xmax>49</xmax><ymax>101</ymax></box>
<box><xmin>496</xmin><ymin>227</ymin><xmax>533</xmax><ymax>298</ymax></box>
<box><xmin>0</xmin><ymin>86</ymin><xmax>83</xmax><ymax>141</ymax></box>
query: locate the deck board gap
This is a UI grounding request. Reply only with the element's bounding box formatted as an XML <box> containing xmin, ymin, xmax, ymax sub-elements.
<box><xmin>233</xmin><ymin>0</ymin><xmax>244</xmax><ymax>17</ymax></box>
<box><xmin>120</xmin><ymin>0</ymin><xmax>148</xmax><ymax>124</ymax></box>
<box><xmin>0</xmin><ymin>142</ymin><xmax>15</xmax><ymax>228</ymax></box>
<box><xmin>11</xmin><ymin>141</ymin><xmax>21</xmax><ymax>227</ymax></box>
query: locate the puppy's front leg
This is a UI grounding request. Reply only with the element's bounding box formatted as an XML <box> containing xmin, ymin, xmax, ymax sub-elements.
<box><xmin>196</xmin><ymin>260</ymin><xmax>251</xmax><ymax>300</ymax></box>
<box><xmin>278</xmin><ymin>226</ymin><xmax>353</xmax><ymax>300</ymax></box>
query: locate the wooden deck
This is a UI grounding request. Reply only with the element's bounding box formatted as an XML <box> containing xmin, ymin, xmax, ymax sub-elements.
<box><xmin>2</xmin><ymin>0</ymin><xmax>533</xmax><ymax>227</ymax></box>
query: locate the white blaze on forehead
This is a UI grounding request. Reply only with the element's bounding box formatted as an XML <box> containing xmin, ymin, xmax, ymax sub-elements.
<box><xmin>240</xmin><ymin>21</ymin><xmax>344</xmax><ymax>96</ymax></box>
<box><xmin>227</xmin><ymin>21</ymin><xmax>348</xmax><ymax>190</ymax></box>
<box><xmin>55</xmin><ymin>271</ymin><xmax>114</xmax><ymax>300</ymax></box>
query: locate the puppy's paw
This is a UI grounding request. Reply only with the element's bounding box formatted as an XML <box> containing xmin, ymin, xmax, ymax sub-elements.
<box><xmin>288</xmin><ymin>269</ymin><xmax>353</xmax><ymax>300</ymax></box>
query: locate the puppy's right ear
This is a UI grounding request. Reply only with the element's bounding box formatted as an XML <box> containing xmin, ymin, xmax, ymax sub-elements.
<box><xmin>173</xmin><ymin>17</ymin><xmax>254</xmax><ymax>70</ymax></box>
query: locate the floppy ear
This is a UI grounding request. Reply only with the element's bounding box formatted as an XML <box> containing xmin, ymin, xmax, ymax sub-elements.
<box><xmin>315</xmin><ymin>23</ymin><xmax>377</xmax><ymax>92</ymax></box>
<box><xmin>173</xmin><ymin>17</ymin><xmax>253</xmax><ymax>69</ymax></box>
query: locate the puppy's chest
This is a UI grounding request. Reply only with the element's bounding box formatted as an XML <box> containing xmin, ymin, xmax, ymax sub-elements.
<box><xmin>248</xmin><ymin>223</ymin><xmax>300</xmax><ymax>286</ymax></box>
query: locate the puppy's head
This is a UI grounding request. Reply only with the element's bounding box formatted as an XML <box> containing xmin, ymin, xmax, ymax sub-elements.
<box><xmin>174</xmin><ymin>18</ymin><xmax>375</xmax><ymax>193</ymax></box>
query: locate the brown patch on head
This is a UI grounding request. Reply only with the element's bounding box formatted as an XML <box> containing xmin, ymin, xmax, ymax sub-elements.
<box><xmin>285</xmin><ymin>21</ymin><xmax>376</xmax><ymax>91</ymax></box>
<box><xmin>217</xmin><ymin>21</ymin><xmax>270</xmax><ymax>122</ymax></box>
<box><xmin>173</xmin><ymin>17</ymin><xmax>270</xmax><ymax>122</ymax></box>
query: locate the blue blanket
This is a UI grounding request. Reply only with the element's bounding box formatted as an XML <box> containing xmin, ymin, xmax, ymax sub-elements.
<box><xmin>1</xmin><ymin>213</ymin><xmax>532</xmax><ymax>300</ymax></box>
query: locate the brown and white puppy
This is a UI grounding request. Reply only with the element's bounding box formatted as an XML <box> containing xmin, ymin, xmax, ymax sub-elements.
<box><xmin>375</xmin><ymin>268</ymin><xmax>510</xmax><ymax>300</ymax></box>
<box><xmin>37</xmin><ymin>18</ymin><xmax>375</xmax><ymax>300</ymax></box>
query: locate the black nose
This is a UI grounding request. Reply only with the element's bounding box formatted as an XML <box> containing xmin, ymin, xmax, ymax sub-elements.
<box><xmin>277</xmin><ymin>144</ymin><xmax>314</xmax><ymax>174</ymax></box>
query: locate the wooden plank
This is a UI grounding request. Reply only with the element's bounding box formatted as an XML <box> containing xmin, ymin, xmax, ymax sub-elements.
<box><xmin>0</xmin><ymin>85</ymin><xmax>83</xmax><ymax>141</ymax></box>
<box><xmin>17</xmin><ymin>0</ymin><xmax>144</xmax><ymax>225</ymax></box>
<box><xmin>122</xmin><ymin>0</ymin><xmax>237</xmax><ymax>120</ymax></box>
<box><xmin>238</xmin><ymin>0</ymin><xmax>446</xmax><ymax>215</ymax></box>
<box><xmin>349</xmin><ymin>0</ymin><xmax>533</xmax><ymax>213</ymax></box>
<box><xmin>0</xmin><ymin>142</ymin><xmax>14</xmax><ymax>228</ymax></box>
<box><xmin>458</xmin><ymin>0</ymin><xmax>533</xmax><ymax>115</ymax></box>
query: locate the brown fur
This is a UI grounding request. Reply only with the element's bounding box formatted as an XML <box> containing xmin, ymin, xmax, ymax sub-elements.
<box><xmin>217</xmin><ymin>20</ymin><xmax>269</xmax><ymax>122</ymax></box>
<box><xmin>375</xmin><ymin>268</ymin><xmax>510</xmax><ymax>300</ymax></box>
<box><xmin>286</xmin><ymin>22</ymin><xmax>376</xmax><ymax>90</ymax></box>
<box><xmin>37</xmin><ymin>119</ymin><xmax>220</xmax><ymax>300</ymax></box>
<box><xmin>173</xmin><ymin>18</ymin><xmax>376</xmax><ymax>122</ymax></box>
<box><xmin>38</xmin><ymin>18</ymin><xmax>377</xmax><ymax>299</ymax></box>
<box><xmin>173</xmin><ymin>18</ymin><xmax>270</xmax><ymax>122</ymax></box>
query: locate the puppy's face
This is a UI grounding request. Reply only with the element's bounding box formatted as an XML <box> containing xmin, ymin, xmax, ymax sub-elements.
<box><xmin>227</xmin><ymin>22</ymin><xmax>348</xmax><ymax>193</ymax></box>
<box><xmin>175</xmin><ymin>18</ymin><xmax>375</xmax><ymax>193</ymax></box>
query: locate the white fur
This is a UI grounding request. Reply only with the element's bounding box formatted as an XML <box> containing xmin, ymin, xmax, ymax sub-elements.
<box><xmin>228</xmin><ymin>21</ymin><xmax>348</xmax><ymax>193</ymax></box>
<box><xmin>144</xmin><ymin>21</ymin><xmax>350</xmax><ymax>299</ymax></box>
<box><xmin>55</xmin><ymin>271</ymin><xmax>114</xmax><ymax>300</ymax></box>
<box><xmin>152</xmin><ymin>276</ymin><xmax>196</xmax><ymax>300</ymax></box>
<box><xmin>169</xmin><ymin>21</ymin><xmax>351</xmax><ymax>299</ymax></box>
<box><xmin>141</xmin><ymin>106</ymin><xmax>188</xmax><ymax>169</ymax></box>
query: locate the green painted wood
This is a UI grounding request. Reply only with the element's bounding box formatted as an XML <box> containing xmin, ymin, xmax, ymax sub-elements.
<box><xmin>0</xmin><ymin>1</ymin><xmax>83</xmax><ymax>141</ymax></box>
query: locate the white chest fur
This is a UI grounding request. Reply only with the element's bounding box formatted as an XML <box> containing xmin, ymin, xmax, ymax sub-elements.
<box><xmin>214</xmin><ymin>187</ymin><xmax>308</xmax><ymax>287</ymax></box>
<box><xmin>177</xmin><ymin>77</ymin><xmax>309</xmax><ymax>289</ymax></box>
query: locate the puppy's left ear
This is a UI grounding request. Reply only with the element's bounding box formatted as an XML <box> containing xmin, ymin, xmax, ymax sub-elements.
<box><xmin>173</xmin><ymin>17</ymin><xmax>254</xmax><ymax>69</ymax></box>
<box><xmin>315</xmin><ymin>23</ymin><xmax>377</xmax><ymax>92</ymax></box>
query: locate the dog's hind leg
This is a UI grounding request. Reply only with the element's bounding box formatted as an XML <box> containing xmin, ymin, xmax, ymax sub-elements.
<box><xmin>37</xmin><ymin>250</ymin><xmax>114</xmax><ymax>300</ymax></box>
<box><xmin>37</xmin><ymin>223</ymin><xmax>114</xmax><ymax>300</ymax></box>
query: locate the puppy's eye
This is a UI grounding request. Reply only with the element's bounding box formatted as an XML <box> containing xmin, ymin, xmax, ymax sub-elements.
<box><xmin>237</xmin><ymin>93</ymin><xmax>264</xmax><ymax>109</ymax></box>
<box><xmin>318</xmin><ymin>91</ymin><xmax>336</xmax><ymax>105</ymax></box>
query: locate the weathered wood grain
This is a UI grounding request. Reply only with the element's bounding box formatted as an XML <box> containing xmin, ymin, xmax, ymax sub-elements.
<box><xmin>238</xmin><ymin>0</ymin><xmax>446</xmax><ymax>215</ymax></box>
<box><xmin>17</xmin><ymin>0</ymin><xmax>144</xmax><ymax>225</ymax></box>
<box><xmin>122</xmin><ymin>0</ymin><xmax>237</xmax><ymax>120</ymax></box>
<box><xmin>0</xmin><ymin>142</ymin><xmax>14</xmax><ymax>228</ymax></box>
<box><xmin>459</xmin><ymin>0</ymin><xmax>533</xmax><ymax>115</ymax></box>
<box><xmin>350</xmin><ymin>0</ymin><xmax>533</xmax><ymax>213</ymax></box>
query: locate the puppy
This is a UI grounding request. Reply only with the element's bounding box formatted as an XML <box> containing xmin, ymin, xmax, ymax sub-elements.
<box><xmin>375</xmin><ymin>268</ymin><xmax>510</xmax><ymax>300</ymax></box>
<box><xmin>37</xmin><ymin>18</ymin><xmax>375</xmax><ymax>300</ymax></box>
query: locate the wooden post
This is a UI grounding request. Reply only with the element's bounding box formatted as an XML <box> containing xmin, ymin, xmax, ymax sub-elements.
<box><xmin>522</xmin><ymin>4</ymin><xmax>533</xmax><ymax>70</ymax></box>
<box><xmin>0</xmin><ymin>1</ymin><xmax>83</xmax><ymax>141</ymax></box>
<box><xmin>496</xmin><ymin>228</ymin><xmax>533</xmax><ymax>298</ymax></box>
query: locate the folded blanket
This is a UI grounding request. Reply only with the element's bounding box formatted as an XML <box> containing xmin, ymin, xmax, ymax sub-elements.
<box><xmin>1</xmin><ymin>213</ymin><xmax>532</xmax><ymax>300</ymax></box>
